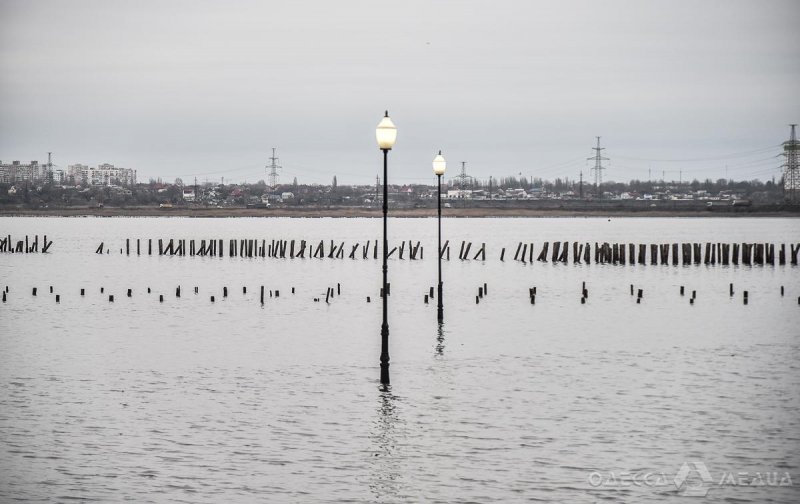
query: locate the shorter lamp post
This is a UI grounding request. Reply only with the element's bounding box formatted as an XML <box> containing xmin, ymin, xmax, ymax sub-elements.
<box><xmin>433</xmin><ymin>150</ymin><xmax>446</xmax><ymax>322</ymax></box>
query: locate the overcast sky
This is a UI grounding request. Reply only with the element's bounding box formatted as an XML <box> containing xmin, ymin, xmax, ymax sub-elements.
<box><xmin>1</xmin><ymin>0</ymin><xmax>798</xmax><ymax>185</ymax></box>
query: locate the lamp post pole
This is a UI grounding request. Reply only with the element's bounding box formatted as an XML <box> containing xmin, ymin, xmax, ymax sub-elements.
<box><xmin>376</xmin><ymin>111</ymin><xmax>397</xmax><ymax>386</ymax></box>
<box><xmin>437</xmin><ymin>173</ymin><xmax>443</xmax><ymax>321</ymax></box>
<box><xmin>380</xmin><ymin>146</ymin><xmax>390</xmax><ymax>384</ymax></box>
<box><xmin>432</xmin><ymin>151</ymin><xmax>447</xmax><ymax>323</ymax></box>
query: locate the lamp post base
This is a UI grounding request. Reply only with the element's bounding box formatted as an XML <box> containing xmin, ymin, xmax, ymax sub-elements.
<box><xmin>380</xmin><ymin>323</ymin><xmax>390</xmax><ymax>385</ymax></box>
<box><xmin>437</xmin><ymin>282</ymin><xmax>443</xmax><ymax>322</ymax></box>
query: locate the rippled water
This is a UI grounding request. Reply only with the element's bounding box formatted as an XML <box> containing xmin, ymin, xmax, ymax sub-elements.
<box><xmin>1</xmin><ymin>216</ymin><xmax>799</xmax><ymax>502</ymax></box>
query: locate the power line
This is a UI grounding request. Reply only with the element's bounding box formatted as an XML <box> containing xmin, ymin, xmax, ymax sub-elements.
<box><xmin>614</xmin><ymin>144</ymin><xmax>780</xmax><ymax>163</ymax></box>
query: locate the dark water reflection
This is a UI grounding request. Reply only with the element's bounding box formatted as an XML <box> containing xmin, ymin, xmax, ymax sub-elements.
<box><xmin>369</xmin><ymin>385</ymin><xmax>404</xmax><ymax>502</ymax></box>
<box><xmin>435</xmin><ymin>323</ymin><xmax>446</xmax><ymax>356</ymax></box>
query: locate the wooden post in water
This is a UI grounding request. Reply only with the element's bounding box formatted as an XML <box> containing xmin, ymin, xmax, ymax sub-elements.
<box><xmin>474</xmin><ymin>243</ymin><xmax>486</xmax><ymax>261</ymax></box>
<box><xmin>755</xmin><ymin>244</ymin><xmax>764</xmax><ymax>265</ymax></box>
<box><xmin>552</xmin><ymin>242</ymin><xmax>561</xmax><ymax>263</ymax></box>
<box><xmin>537</xmin><ymin>242</ymin><xmax>548</xmax><ymax>262</ymax></box>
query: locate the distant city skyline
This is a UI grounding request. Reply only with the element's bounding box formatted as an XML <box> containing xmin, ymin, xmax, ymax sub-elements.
<box><xmin>1</xmin><ymin>0</ymin><xmax>798</xmax><ymax>185</ymax></box>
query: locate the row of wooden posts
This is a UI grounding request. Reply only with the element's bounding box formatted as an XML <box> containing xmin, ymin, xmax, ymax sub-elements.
<box><xmin>100</xmin><ymin>238</ymin><xmax>799</xmax><ymax>266</ymax></box>
<box><xmin>8</xmin><ymin>283</ymin><xmax>292</xmax><ymax>304</ymax></box>
<box><xmin>0</xmin><ymin>235</ymin><xmax>53</xmax><ymax>254</ymax></box>
<box><xmin>3</xmin><ymin>282</ymin><xmax>797</xmax><ymax>305</ymax></box>
<box><xmin>5</xmin><ymin>234</ymin><xmax>798</xmax><ymax>266</ymax></box>
<box><xmin>100</xmin><ymin>238</ymin><xmax>426</xmax><ymax>260</ymax></box>
<box><xmin>504</xmin><ymin>241</ymin><xmax>799</xmax><ymax>266</ymax></box>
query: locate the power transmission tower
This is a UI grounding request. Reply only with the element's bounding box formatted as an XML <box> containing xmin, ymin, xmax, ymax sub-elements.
<box><xmin>783</xmin><ymin>124</ymin><xmax>799</xmax><ymax>203</ymax></box>
<box><xmin>266</xmin><ymin>147</ymin><xmax>282</xmax><ymax>188</ymax></box>
<box><xmin>453</xmin><ymin>161</ymin><xmax>473</xmax><ymax>190</ymax></box>
<box><xmin>587</xmin><ymin>137</ymin><xmax>609</xmax><ymax>198</ymax></box>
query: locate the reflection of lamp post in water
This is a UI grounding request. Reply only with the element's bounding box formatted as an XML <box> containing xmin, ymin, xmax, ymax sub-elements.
<box><xmin>369</xmin><ymin>387</ymin><xmax>401</xmax><ymax>497</ymax></box>
<box><xmin>435</xmin><ymin>323</ymin><xmax>446</xmax><ymax>356</ymax></box>
<box><xmin>376</xmin><ymin>111</ymin><xmax>397</xmax><ymax>386</ymax></box>
<box><xmin>433</xmin><ymin>150</ymin><xmax>446</xmax><ymax>322</ymax></box>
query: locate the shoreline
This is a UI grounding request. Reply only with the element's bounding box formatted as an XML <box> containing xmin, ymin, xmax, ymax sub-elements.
<box><xmin>1</xmin><ymin>206</ymin><xmax>798</xmax><ymax>218</ymax></box>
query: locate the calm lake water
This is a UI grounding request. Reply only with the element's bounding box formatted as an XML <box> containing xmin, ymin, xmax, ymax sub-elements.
<box><xmin>1</xmin><ymin>216</ymin><xmax>799</xmax><ymax>502</ymax></box>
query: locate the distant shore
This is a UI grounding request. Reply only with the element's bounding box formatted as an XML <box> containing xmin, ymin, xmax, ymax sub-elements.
<box><xmin>1</xmin><ymin>205</ymin><xmax>798</xmax><ymax>218</ymax></box>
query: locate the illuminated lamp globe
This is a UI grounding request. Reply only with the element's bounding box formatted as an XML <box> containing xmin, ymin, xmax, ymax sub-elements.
<box><xmin>375</xmin><ymin>111</ymin><xmax>397</xmax><ymax>150</ymax></box>
<box><xmin>433</xmin><ymin>150</ymin><xmax>447</xmax><ymax>176</ymax></box>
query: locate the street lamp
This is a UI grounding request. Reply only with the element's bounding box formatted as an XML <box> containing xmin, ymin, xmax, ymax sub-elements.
<box><xmin>432</xmin><ymin>150</ymin><xmax>446</xmax><ymax>322</ymax></box>
<box><xmin>376</xmin><ymin>111</ymin><xmax>397</xmax><ymax>385</ymax></box>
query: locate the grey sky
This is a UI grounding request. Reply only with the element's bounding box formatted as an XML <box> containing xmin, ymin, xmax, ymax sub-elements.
<box><xmin>1</xmin><ymin>0</ymin><xmax>798</xmax><ymax>185</ymax></box>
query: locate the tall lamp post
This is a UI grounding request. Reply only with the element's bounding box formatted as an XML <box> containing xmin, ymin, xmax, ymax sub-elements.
<box><xmin>432</xmin><ymin>150</ymin><xmax>446</xmax><ymax>322</ymax></box>
<box><xmin>376</xmin><ymin>111</ymin><xmax>397</xmax><ymax>385</ymax></box>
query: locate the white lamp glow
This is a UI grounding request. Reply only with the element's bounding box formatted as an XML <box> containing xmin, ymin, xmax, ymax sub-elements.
<box><xmin>375</xmin><ymin>111</ymin><xmax>397</xmax><ymax>150</ymax></box>
<box><xmin>433</xmin><ymin>150</ymin><xmax>446</xmax><ymax>176</ymax></box>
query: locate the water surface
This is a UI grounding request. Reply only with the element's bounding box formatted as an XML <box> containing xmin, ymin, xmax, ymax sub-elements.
<box><xmin>1</xmin><ymin>217</ymin><xmax>798</xmax><ymax>502</ymax></box>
